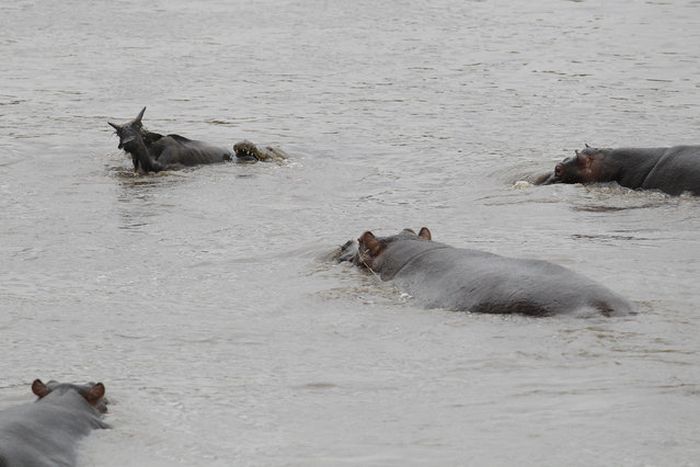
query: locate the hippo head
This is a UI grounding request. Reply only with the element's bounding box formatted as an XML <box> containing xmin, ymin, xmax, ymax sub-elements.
<box><xmin>542</xmin><ymin>145</ymin><xmax>611</xmax><ymax>185</ymax></box>
<box><xmin>108</xmin><ymin>107</ymin><xmax>146</xmax><ymax>149</ymax></box>
<box><xmin>341</xmin><ymin>227</ymin><xmax>432</xmax><ymax>270</ymax></box>
<box><xmin>32</xmin><ymin>379</ymin><xmax>108</xmax><ymax>413</ymax></box>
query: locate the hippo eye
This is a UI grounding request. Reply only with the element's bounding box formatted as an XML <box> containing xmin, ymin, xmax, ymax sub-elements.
<box><xmin>555</xmin><ymin>164</ymin><xmax>563</xmax><ymax>176</ymax></box>
<box><xmin>576</xmin><ymin>152</ymin><xmax>590</xmax><ymax>163</ymax></box>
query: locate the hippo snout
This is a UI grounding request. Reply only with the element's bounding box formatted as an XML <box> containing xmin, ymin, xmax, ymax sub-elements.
<box><xmin>535</xmin><ymin>171</ymin><xmax>558</xmax><ymax>185</ymax></box>
<box><xmin>336</xmin><ymin>240</ymin><xmax>359</xmax><ymax>263</ymax></box>
<box><xmin>535</xmin><ymin>162</ymin><xmax>566</xmax><ymax>185</ymax></box>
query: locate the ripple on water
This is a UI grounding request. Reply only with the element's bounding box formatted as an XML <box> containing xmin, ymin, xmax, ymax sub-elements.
<box><xmin>2</xmin><ymin>1</ymin><xmax>700</xmax><ymax>466</ymax></box>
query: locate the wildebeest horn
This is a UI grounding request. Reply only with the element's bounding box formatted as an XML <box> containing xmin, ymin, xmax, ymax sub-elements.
<box><xmin>134</xmin><ymin>106</ymin><xmax>146</xmax><ymax>124</ymax></box>
<box><xmin>584</xmin><ymin>143</ymin><xmax>591</xmax><ymax>148</ymax></box>
<box><xmin>108</xmin><ymin>121</ymin><xmax>121</xmax><ymax>130</ymax></box>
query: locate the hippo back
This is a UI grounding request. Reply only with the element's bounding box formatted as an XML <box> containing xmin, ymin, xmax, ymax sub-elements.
<box><xmin>642</xmin><ymin>145</ymin><xmax>700</xmax><ymax>195</ymax></box>
<box><xmin>380</xmin><ymin>241</ymin><xmax>632</xmax><ymax>316</ymax></box>
<box><xmin>605</xmin><ymin>147</ymin><xmax>667</xmax><ymax>189</ymax></box>
<box><xmin>373</xmin><ymin>239</ymin><xmax>458</xmax><ymax>281</ymax></box>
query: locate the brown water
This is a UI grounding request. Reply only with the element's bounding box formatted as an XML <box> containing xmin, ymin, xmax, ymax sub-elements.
<box><xmin>1</xmin><ymin>0</ymin><xmax>700</xmax><ymax>465</ymax></box>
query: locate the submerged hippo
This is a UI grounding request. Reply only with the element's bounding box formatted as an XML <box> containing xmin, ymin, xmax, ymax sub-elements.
<box><xmin>0</xmin><ymin>379</ymin><xmax>108</xmax><ymax>467</ymax></box>
<box><xmin>538</xmin><ymin>144</ymin><xmax>700</xmax><ymax>196</ymax></box>
<box><xmin>338</xmin><ymin>227</ymin><xmax>633</xmax><ymax>317</ymax></box>
<box><xmin>108</xmin><ymin>108</ymin><xmax>285</xmax><ymax>172</ymax></box>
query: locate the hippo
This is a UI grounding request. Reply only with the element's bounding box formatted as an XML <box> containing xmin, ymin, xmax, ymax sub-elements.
<box><xmin>337</xmin><ymin>227</ymin><xmax>633</xmax><ymax>317</ymax></box>
<box><xmin>108</xmin><ymin>108</ymin><xmax>286</xmax><ymax>172</ymax></box>
<box><xmin>538</xmin><ymin>144</ymin><xmax>700</xmax><ymax>196</ymax></box>
<box><xmin>0</xmin><ymin>379</ymin><xmax>108</xmax><ymax>467</ymax></box>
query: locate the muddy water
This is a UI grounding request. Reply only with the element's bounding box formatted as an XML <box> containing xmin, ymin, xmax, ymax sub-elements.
<box><xmin>1</xmin><ymin>0</ymin><xmax>699</xmax><ymax>465</ymax></box>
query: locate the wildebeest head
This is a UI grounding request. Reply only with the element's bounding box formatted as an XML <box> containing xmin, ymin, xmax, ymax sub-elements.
<box><xmin>108</xmin><ymin>107</ymin><xmax>146</xmax><ymax>149</ymax></box>
<box><xmin>338</xmin><ymin>227</ymin><xmax>432</xmax><ymax>270</ymax></box>
<box><xmin>32</xmin><ymin>379</ymin><xmax>109</xmax><ymax>413</ymax></box>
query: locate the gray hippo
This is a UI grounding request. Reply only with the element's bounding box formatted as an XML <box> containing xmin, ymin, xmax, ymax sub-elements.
<box><xmin>0</xmin><ymin>379</ymin><xmax>108</xmax><ymax>467</ymax></box>
<box><xmin>108</xmin><ymin>108</ymin><xmax>285</xmax><ymax>172</ymax></box>
<box><xmin>338</xmin><ymin>227</ymin><xmax>633</xmax><ymax>317</ymax></box>
<box><xmin>538</xmin><ymin>144</ymin><xmax>700</xmax><ymax>196</ymax></box>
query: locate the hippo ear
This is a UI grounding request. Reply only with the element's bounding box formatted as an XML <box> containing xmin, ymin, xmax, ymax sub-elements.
<box><xmin>359</xmin><ymin>231</ymin><xmax>383</xmax><ymax>257</ymax></box>
<box><xmin>418</xmin><ymin>227</ymin><xmax>432</xmax><ymax>240</ymax></box>
<box><xmin>32</xmin><ymin>379</ymin><xmax>50</xmax><ymax>399</ymax></box>
<box><xmin>84</xmin><ymin>383</ymin><xmax>105</xmax><ymax>405</ymax></box>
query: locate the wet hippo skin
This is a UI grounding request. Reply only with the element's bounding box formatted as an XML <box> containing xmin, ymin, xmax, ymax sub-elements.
<box><xmin>338</xmin><ymin>227</ymin><xmax>634</xmax><ymax>317</ymax></box>
<box><xmin>0</xmin><ymin>379</ymin><xmax>108</xmax><ymax>467</ymax></box>
<box><xmin>539</xmin><ymin>144</ymin><xmax>700</xmax><ymax>196</ymax></box>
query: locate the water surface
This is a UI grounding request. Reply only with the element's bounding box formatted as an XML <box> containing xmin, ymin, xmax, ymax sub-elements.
<box><xmin>1</xmin><ymin>1</ymin><xmax>699</xmax><ymax>465</ymax></box>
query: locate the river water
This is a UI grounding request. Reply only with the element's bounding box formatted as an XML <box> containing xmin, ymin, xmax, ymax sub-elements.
<box><xmin>1</xmin><ymin>0</ymin><xmax>699</xmax><ymax>465</ymax></box>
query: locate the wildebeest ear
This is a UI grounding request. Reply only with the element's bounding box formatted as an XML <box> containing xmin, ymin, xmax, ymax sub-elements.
<box><xmin>418</xmin><ymin>227</ymin><xmax>432</xmax><ymax>240</ymax></box>
<box><xmin>32</xmin><ymin>379</ymin><xmax>50</xmax><ymax>398</ymax></box>
<box><xmin>134</xmin><ymin>107</ymin><xmax>146</xmax><ymax>125</ymax></box>
<box><xmin>85</xmin><ymin>383</ymin><xmax>105</xmax><ymax>405</ymax></box>
<box><xmin>108</xmin><ymin>121</ymin><xmax>121</xmax><ymax>131</ymax></box>
<box><xmin>359</xmin><ymin>231</ymin><xmax>383</xmax><ymax>256</ymax></box>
